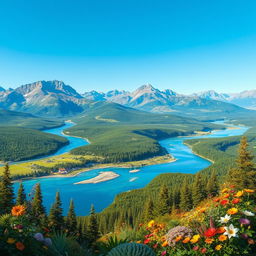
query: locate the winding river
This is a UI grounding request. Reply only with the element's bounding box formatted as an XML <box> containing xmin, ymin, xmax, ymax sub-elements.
<box><xmin>14</xmin><ymin>122</ymin><xmax>248</xmax><ymax>215</ymax></box>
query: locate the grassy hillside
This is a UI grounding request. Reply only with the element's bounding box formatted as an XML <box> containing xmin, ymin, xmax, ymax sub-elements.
<box><xmin>0</xmin><ymin>127</ymin><xmax>68</xmax><ymax>162</ymax></box>
<box><xmin>0</xmin><ymin>109</ymin><xmax>64</xmax><ymax>129</ymax></box>
<box><xmin>68</xmin><ymin>102</ymin><xmax>223</xmax><ymax>163</ymax></box>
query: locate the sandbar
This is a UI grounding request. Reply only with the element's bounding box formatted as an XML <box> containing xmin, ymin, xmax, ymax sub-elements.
<box><xmin>74</xmin><ymin>171</ymin><xmax>119</xmax><ymax>184</ymax></box>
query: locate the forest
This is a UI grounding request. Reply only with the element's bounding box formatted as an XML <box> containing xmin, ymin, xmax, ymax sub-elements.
<box><xmin>0</xmin><ymin>127</ymin><xmax>68</xmax><ymax>161</ymax></box>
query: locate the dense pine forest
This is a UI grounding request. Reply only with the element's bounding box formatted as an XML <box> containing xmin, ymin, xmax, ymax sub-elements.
<box><xmin>0</xmin><ymin>136</ymin><xmax>255</xmax><ymax>256</ymax></box>
<box><xmin>0</xmin><ymin>127</ymin><xmax>68</xmax><ymax>161</ymax></box>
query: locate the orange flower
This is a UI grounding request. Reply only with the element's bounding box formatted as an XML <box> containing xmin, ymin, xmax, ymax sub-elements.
<box><xmin>7</xmin><ymin>238</ymin><xmax>16</xmax><ymax>244</ymax></box>
<box><xmin>213</xmin><ymin>198</ymin><xmax>220</xmax><ymax>202</ymax></box>
<box><xmin>223</xmin><ymin>193</ymin><xmax>230</xmax><ymax>198</ymax></box>
<box><xmin>175</xmin><ymin>235</ymin><xmax>183</xmax><ymax>242</ymax></box>
<box><xmin>216</xmin><ymin>227</ymin><xmax>225</xmax><ymax>234</ymax></box>
<box><xmin>218</xmin><ymin>235</ymin><xmax>227</xmax><ymax>241</ymax></box>
<box><xmin>162</xmin><ymin>241</ymin><xmax>168</xmax><ymax>247</ymax></box>
<box><xmin>234</xmin><ymin>191</ymin><xmax>243</xmax><ymax>197</ymax></box>
<box><xmin>227</xmin><ymin>207</ymin><xmax>238</xmax><ymax>215</ymax></box>
<box><xmin>182</xmin><ymin>237</ymin><xmax>190</xmax><ymax>243</ymax></box>
<box><xmin>16</xmin><ymin>242</ymin><xmax>25</xmax><ymax>251</ymax></box>
<box><xmin>232</xmin><ymin>198</ymin><xmax>241</xmax><ymax>204</ymax></box>
<box><xmin>220</xmin><ymin>200</ymin><xmax>229</xmax><ymax>205</ymax></box>
<box><xmin>244</xmin><ymin>189</ymin><xmax>254</xmax><ymax>193</ymax></box>
<box><xmin>11</xmin><ymin>205</ymin><xmax>25</xmax><ymax>216</ymax></box>
<box><xmin>205</xmin><ymin>238</ymin><xmax>214</xmax><ymax>244</ymax></box>
<box><xmin>215</xmin><ymin>244</ymin><xmax>222</xmax><ymax>250</ymax></box>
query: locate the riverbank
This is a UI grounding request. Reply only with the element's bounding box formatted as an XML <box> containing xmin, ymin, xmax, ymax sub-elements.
<box><xmin>74</xmin><ymin>171</ymin><xmax>120</xmax><ymax>184</ymax></box>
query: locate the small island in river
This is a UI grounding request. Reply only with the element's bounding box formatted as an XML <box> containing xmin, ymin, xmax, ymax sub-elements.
<box><xmin>74</xmin><ymin>171</ymin><xmax>120</xmax><ymax>184</ymax></box>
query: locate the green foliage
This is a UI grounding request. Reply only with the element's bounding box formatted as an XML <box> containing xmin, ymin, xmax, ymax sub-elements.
<box><xmin>0</xmin><ymin>127</ymin><xmax>68</xmax><ymax>162</ymax></box>
<box><xmin>192</xmin><ymin>173</ymin><xmax>206</xmax><ymax>206</ymax></box>
<box><xmin>16</xmin><ymin>183</ymin><xmax>26</xmax><ymax>205</ymax></box>
<box><xmin>206</xmin><ymin>170</ymin><xmax>218</xmax><ymax>196</ymax></box>
<box><xmin>87</xmin><ymin>205</ymin><xmax>100</xmax><ymax>244</ymax></box>
<box><xmin>32</xmin><ymin>183</ymin><xmax>46</xmax><ymax>224</ymax></box>
<box><xmin>155</xmin><ymin>185</ymin><xmax>170</xmax><ymax>216</ymax></box>
<box><xmin>0</xmin><ymin>164</ymin><xmax>14</xmax><ymax>214</ymax></box>
<box><xmin>179</xmin><ymin>178</ymin><xmax>192</xmax><ymax>211</ymax></box>
<box><xmin>65</xmin><ymin>199</ymin><xmax>77</xmax><ymax>235</ymax></box>
<box><xmin>49</xmin><ymin>192</ymin><xmax>64</xmax><ymax>232</ymax></box>
<box><xmin>107</xmin><ymin>242</ymin><xmax>156</xmax><ymax>256</ymax></box>
<box><xmin>143</xmin><ymin>199</ymin><xmax>154</xmax><ymax>222</ymax></box>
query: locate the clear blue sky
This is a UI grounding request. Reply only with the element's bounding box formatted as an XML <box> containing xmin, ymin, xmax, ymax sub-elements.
<box><xmin>0</xmin><ymin>0</ymin><xmax>256</xmax><ymax>93</ymax></box>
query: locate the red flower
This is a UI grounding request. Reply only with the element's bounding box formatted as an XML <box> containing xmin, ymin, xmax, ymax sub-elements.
<box><xmin>161</xmin><ymin>251</ymin><xmax>167</xmax><ymax>256</ymax></box>
<box><xmin>201</xmin><ymin>248</ymin><xmax>207</xmax><ymax>254</ymax></box>
<box><xmin>213</xmin><ymin>198</ymin><xmax>220</xmax><ymax>202</ymax></box>
<box><xmin>144</xmin><ymin>238</ymin><xmax>150</xmax><ymax>244</ymax></box>
<box><xmin>193</xmin><ymin>246</ymin><xmax>199</xmax><ymax>251</ymax></box>
<box><xmin>153</xmin><ymin>243</ymin><xmax>158</xmax><ymax>248</ymax></box>
<box><xmin>204</xmin><ymin>228</ymin><xmax>217</xmax><ymax>238</ymax></box>
<box><xmin>220</xmin><ymin>200</ymin><xmax>229</xmax><ymax>205</ymax></box>
<box><xmin>232</xmin><ymin>198</ymin><xmax>241</xmax><ymax>204</ymax></box>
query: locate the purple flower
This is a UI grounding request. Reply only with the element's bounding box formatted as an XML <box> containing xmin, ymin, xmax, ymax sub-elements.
<box><xmin>44</xmin><ymin>238</ymin><xmax>52</xmax><ymax>247</ymax></box>
<box><xmin>34</xmin><ymin>232</ymin><xmax>44</xmax><ymax>242</ymax></box>
<box><xmin>241</xmin><ymin>233</ymin><xmax>249</xmax><ymax>239</ymax></box>
<box><xmin>16</xmin><ymin>224</ymin><xmax>23</xmax><ymax>229</ymax></box>
<box><xmin>239</xmin><ymin>218</ymin><xmax>250</xmax><ymax>225</ymax></box>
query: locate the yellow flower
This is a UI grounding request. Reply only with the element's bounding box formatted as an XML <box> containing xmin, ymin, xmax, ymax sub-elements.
<box><xmin>218</xmin><ymin>235</ymin><xmax>227</xmax><ymax>241</ymax></box>
<box><xmin>182</xmin><ymin>237</ymin><xmax>190</xmax><ymax>243</ymax></box>
<box><xmin>227</xmin><ymin>207</ymin><xmax>238</xmax><ymax>215</ymax></box>
<box><xmin>11</xmin><ymin>205</ymin><xmax>26</xmax><ymax>216</ymax></box>
<box><xmin>162</xmin><ymin>241</ymin><xmax>168</xmax><ymax>247</ymax></box>
<box><xmin>215</xmin><ymin>244</ymin><xmax>222</xmax><ymax>250</ymax></box>
<box><xmin>137</xmin><ymin>241</ymin><xmax>142</xmax><ymax>243</ymax></box>
<box><xmin>234</xmin><ymin>191</ymin><xmax>244</xmax><ymax>197</ymax></box>
<box><xmin>147</xmin><ymin>220</ymin><xmax>155</xmax><ymax>228</ymax></box>
<box><xmin>205</xmin><ymin>238</ymin><xmax>214</xmax><ymax>244</ymax></box>
<box><xmin>221</xmin><ymin>188</ymin><xmax>229</xmax><ymax>193</ymax></box>
<box><xmin>244</xmin><ymin>189</ymin><xmax>254</xmax><ymax>193</ymax></box>
<box><xmin>190</xmin><ymin>234</ymin><xmax>200</xmax><ymax>244</ymax></box>
<box><xmin>7</xmin><ymin>238</ymin><xmax>16</xmax><ymax>244</ymax></box>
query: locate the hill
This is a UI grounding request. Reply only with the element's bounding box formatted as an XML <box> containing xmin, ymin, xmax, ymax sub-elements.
<box><xmin>0</xmin><ymin>109</ymin><xmax>64</xmax><ymax>129</ymax></box>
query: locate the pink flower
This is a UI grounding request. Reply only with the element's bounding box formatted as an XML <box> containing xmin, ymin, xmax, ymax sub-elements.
<box><xmin>161</xmin><ymin>251</ymin><xmax>167</xmax><ymax>256</ymax></box>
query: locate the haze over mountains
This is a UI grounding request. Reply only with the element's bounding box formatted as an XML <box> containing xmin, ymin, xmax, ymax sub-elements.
<box><xmin>0</xmin><ymin>80</ymin><xmax>256</xmax><ymax>120</ymax></box>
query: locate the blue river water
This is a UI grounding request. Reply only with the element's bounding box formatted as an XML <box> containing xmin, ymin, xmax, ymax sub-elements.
<box><xmin>14</xmin><ymin>122</ymin><xmax>248</xmax><ymax>216</ymax></box>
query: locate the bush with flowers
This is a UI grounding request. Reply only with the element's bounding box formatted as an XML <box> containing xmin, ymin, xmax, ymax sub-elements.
<box><xmin>133</xmin><ymin>187</ymin><xmax>255</xmax><ymax>256</ymax></box>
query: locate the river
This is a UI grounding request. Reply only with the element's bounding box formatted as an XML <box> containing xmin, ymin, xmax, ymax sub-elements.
<box><xmin>14</xmin><ymin>122</ymin><xmax>248</xmax><ymax>215</ymax></box>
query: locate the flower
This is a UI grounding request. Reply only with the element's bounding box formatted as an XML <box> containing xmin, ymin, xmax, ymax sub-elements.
<box><xmin>244</xmin><ymin>189</ymin><xmax>254</xmax><ymax>193</ymax></box>
<box><xmin>248</xmin><ymin>239</ymin><xmax>255</xmax><ymax>245</ymax></box>
<box><xmin>242</xmin><ymin>210</ymin><xmax>255</xmax><ymax>216</ymax></box>
<box><xmin>224</xmin><ymin>224</ymin><xmax>239</xmax><ymax>239</ymax></box>
<box><xmin>193</xmin><ymin>246</ymin><xmax>199</xmax><ymax>251</ymax></box>
<box><xmin>221</xmin><ymin>188</ymin><xmax>229</xmax><ymax>193</ymax></box>
<box><xmin>223</xmin><ymin>193</ymin><xmax>230</xmax><ymax>198</ymax></box>
<box><xmin>215</xmin><ymin>244</ymin><xmax>222</xmax><ymax>250</ymax></box>
<box><xmin>144</xmin><ymin>238</ymin><xmax>150</xmax><ymax>244</ymax></box>
<box><xmin>161</xmin><ymin>251</ymin><xmax>167</xmax><ymax>256</ymax></box>
<box><xmin>11</xmin><ymin>205</ymin><xmax>25</xmax><ymax>216</ymax></box>
<box><xmin>201</xmin><ymin>248</ymin><xmax>207</xmax><ymax>254</ymax></box>
<box><xmin>216</xmin><ymin>227</ymin><xmax>225</xmax><ymax>234</ymax></box>
<box><xmin>218</xmin><ymin>235</ymin><xmax>227</xmax><ymax>241</ymax></box>
<box><xmin>239</xmin><ymin>218</ymin><xmax>250</xmax><ymax>225</ymax></box>
<box><xmin>34</xmin><ymin>233</ymin><xmax>44</xmax><ymax>242</ymax></box>
<box><xmin>227</xmin><ymin>208</ymin><xmax>238</xmax><ymax>215</ymax></box>
<box><xmin>232</xmin><ymin>198</ymin><xmax>241</xmax><ymax>204</ymax></box>
<box><xmin>147</xmin><ymin>220</ymin><xmax>155</xmax><ymax>228</ymax></box>
<box><xmin>219</xmin><ymin>214</ymin><xmax>231</xmax><ymax>224</ymax></box>
<box><xmin>205</xmin><ymin>238</ymin><xmax>214</xmax><ymax>244</ymax></box>
<box><xmin>234</xmin><ymin>191</ymin><xmax>244</xmax><ymax>197</ymax></box>
<box><xmin>161</xmin><ymin>241</ymin><xmax>168</xmax><ymax>247</ymax></box>
<box><xmin>165</xmin><ymin>226</ymin><xmax>193</xmax><ymax>246</ymax></box>
<box><xmin>182</xmin><ymin>237</ymin><xmax>190</xmax><ymax>243</ymax></box>
<box><xmin>220</xmin><ymin>199</ymin><xmax>229</xmax><ymax>205</ymax></box>
<box><xmin>175</xmin><ymin>235</ymin><xmax>183</xmax><ymax>242</ymax></box>
<box><xmin>190</xmin><ymin>234</ymin><xmax>200</xmax><ymax>243</ymax></box>
<box><xmin>204</xmin><ymin>228</ymin><xmax>217</xmax><ymax>237</ymax></box>
<box><xmin>16</xmin><ymin>242</ymin><xmax>25</xmax><ymax>251</ymax></box>
<box><xmin>7</xmin><ymin>238</ymin><xmax>16</xmax><ymax>244</ymax></box>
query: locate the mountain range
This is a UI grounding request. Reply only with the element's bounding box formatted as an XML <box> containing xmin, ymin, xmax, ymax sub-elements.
<box><xmin>0</xmin><ymin>80</ymin><xmax>256</xmax><ymax>120</ymax></box>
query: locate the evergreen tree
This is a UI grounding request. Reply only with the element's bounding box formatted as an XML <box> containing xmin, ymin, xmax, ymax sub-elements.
<box><xmin>16</xmin><ymin>182</ymin><xmax>26</xmax><ymax>205</ymax></box>
<box><xmin>228</xmin><ymin>136</ymin><xmax>256</xmax><ymax>189</ymax></box>
<box><xmin>0</xmin><ymin>164</ymin><xmax>14</xmax><ymax>214</ymax></box>
<box><xmin>180</xmin><ymin>178</ymin><xmax>192</xmax><ymax>211</ymax></box>
<box><xmin>32</xmin><ymin>183</ymin><xmax>46</xmax><ymax>217</ymax></box>
<box><xmin>206</xmin><ymin>170</ymin><xmax>219</xmax><ymax>196</ymax></box>
<box><xmin>192</xmin><ymin>173</ymin><xmax>206</xmax><ymax>206</ymax></box>
<box><xmin>49</xmin><ymin>191</ymin><xmax>64</xmax><ymax>231</ymax></box>
<box><xmin>66</xmin><ymin>199</ymin><xmax>77</xmax><ymax>234</ymax></box>
<box><xmin>87</xmin><ymin>204</ymin><xmax>100</xmax><ymax>244</ymax></box>
<box><xmin>155</xmin><ymin>185</ymin><xmax>170</xmax><ymax>216</ymax></box>
<box><xmin>143</xmin><ymin>198</ymin><xmax>154</xmax><ymax>221</ymax></box>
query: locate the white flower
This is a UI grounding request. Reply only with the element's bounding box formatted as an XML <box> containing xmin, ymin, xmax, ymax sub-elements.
<box><xmin>224</xmin><ymin>224</ymin><xmax>239</xmax><ymax>239</ymax></box>
<box><xmin>219</xmin><ymin>214</ymin><xmax>231</xmax><ymax>224</ymax></box>
<box><xmin>242</xmin><ymin>210</ymin><xmax>255</xmax><ymax>216</ymax></box>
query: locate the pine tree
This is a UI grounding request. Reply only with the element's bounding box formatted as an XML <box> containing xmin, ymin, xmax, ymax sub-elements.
<box><xmin>180</xmin><ymin>178</ymin><xmax>192</xmax><ymax>211</ymax></box>
<box><xmin>155</xmin><ymin>185</ymin><xmax>170</xmax><ymax>216</ymax></box>
<box><xmin>32</xmin><ymin>183</ymin><xmax>46</xmax><ymax>217</ymax></box>
<box><xmin>49</xmin><ymin>191</ymin><xmax>64</xmax><ymax>231</ymax></box>
<box><xmin>143</xmin><ymin>198</ymin><xmax>154</xmax><ymax>221</ymax></box>
<box><xmin>87</xmin><ymin>204</ymin><xmax>99</xmax><ymax>244</ymax></box>
<box><xmin>66</xmin><ymin>199</ymin><xmax>77</xmax><ymax>234</ymax></box>
<box><xmin>206</xmin><ymin>171</ymin><xmax>219</xmax><ymax>196</ymax></box>
<box><xmin>0</xmin><ymin>164</ymin><xmax>14</xmax><ymax>214</ymax></box>
<box><xmin>16</xmin><ymin>182</ymin><xmax>26</xmax><ymax>205</ymax></box>
<box><xmin>192</xmin><ymin>173</ymin><xmax>206</xmax><ymax>206</ymax></box>
<box><xmin>228</xmin><ymin>136</ymin><xmax>256</xmax><ymax>189</ymax></box>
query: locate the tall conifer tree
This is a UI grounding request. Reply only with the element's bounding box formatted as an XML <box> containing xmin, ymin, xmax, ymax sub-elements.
<box><xmin>228</xmin><ymin>136</ymin><xmax>256</xmax><ymax>188</ymax></box>
<box><xmin>192</xmin><ymin>173</ymin><xmax>206</xmax><ymax>206</ymax></box>
<box><xmin>66</xmin><ymin>199</ymin><xmax>77</xmax><ymax>234</ymax></box>
<box><xmin>16</xmin><ymin>182</ymin><xmax>26</xmax><ymax>205</ymax></box>
<box><xmin>49</xmin><ymin>191</ymin><xmax>64</xmax><ymax>231</ymax></box>
<box><xmin>180</xmin><ymin>178</ymin><xmax>192</xmax><ymax>211</ymax></box>
<box><xmin>155</xmin><ymin>185</ymin><xmax>170</xmax><ymax>216</ymax></box>
<box><xmin>87</xmin><ymin>204</ymin><xmax>99</xmax><ymax>244</ymax></box>
<box><xmin>143</xmin><ymin>198</ymin><xmax>154</xmax><ymax>221</ymax></box>
<box><xmin>206</xmin><ymin>170</ymin><xmax>219</xmax><ymax>196</ymax></box>
<box><xmin>0</xmin><ymin>164</ymin><xmax>14</xmax><ymax>214</ymax></box>
<box><xmin>32</xmin><ymin>183</ymin><xmax>45</xmax><ymax>217</ymax></box>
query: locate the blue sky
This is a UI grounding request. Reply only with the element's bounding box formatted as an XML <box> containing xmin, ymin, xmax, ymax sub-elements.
<box><xmin>0</xmin><ymin>0</ymin><xmax>256</xmax><ymax>93</ymax></box>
